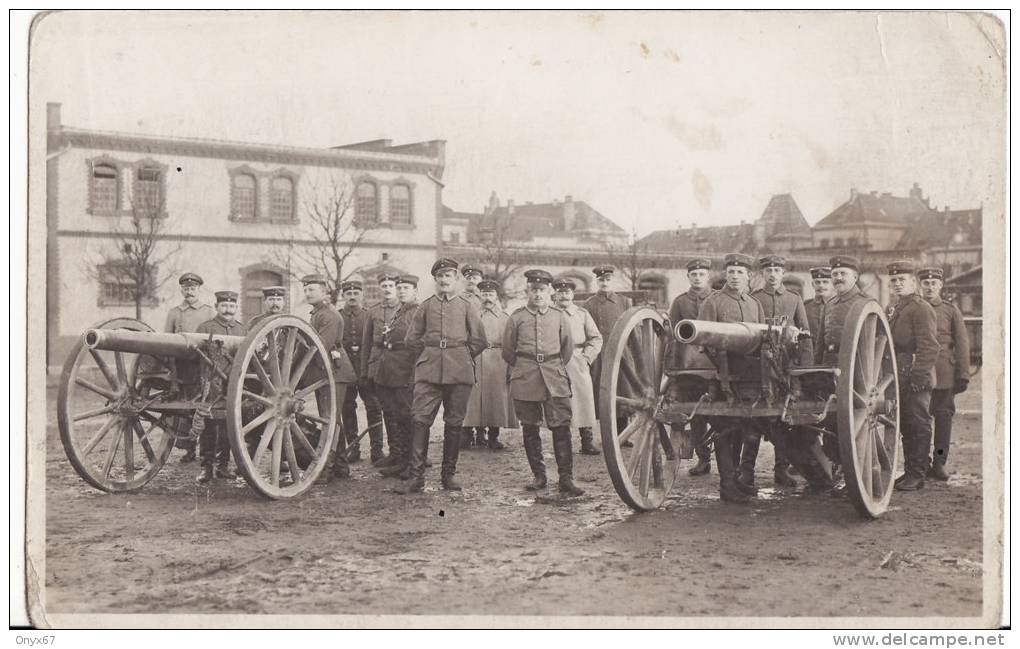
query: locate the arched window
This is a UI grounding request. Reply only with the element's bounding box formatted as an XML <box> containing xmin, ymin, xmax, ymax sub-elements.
<box><xmin>390</xmin><ymin>184</ymin><xmax>412</xmax><ymax>225</ymax></box>
<box><xmin>356</xmin><ymin>181</ymin><xmax>378</xmax><ymax>223</ymax></box>
<box><xmin>233</xmin><ymin>173</ymin><xmax>257</xmax><ymax>220</ymax></box>
<box><xmin>91</xmin><ymin>163</ymin><xmax>119</xmax><ymax>212</ymax></box>
<box><xmin>135</xmin><ymin>166</ymin><xmax>162</xmax><ymax>212</ymax></box>
<box><xmin>270</xmin><ymin>176</ymin><xmax>294</xmax><ymax>221</ymax></box>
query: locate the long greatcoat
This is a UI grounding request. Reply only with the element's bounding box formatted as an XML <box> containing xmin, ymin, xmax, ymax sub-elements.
<box><xmin>463</xmin><ymin>305</ymin><xmax>518</xmax><ymax>427</ymax></box>
<box><xmin>560</xmin><ymin>304</ymin><xmax>602</xmax><ymax>428</ymax></box>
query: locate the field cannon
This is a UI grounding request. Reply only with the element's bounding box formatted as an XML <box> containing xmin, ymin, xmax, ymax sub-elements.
<box><xmin>57</xmin><ymin>315</ymin><xmax>340</xmax><ymax>499</ymax></box>
<box><xmin>598</xmin><ymin>300</ymin><xmax>900</xmax><ymax>518</ymax></box>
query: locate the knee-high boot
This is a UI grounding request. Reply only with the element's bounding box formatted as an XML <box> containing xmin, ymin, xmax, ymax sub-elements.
<box><xmin>522</xmin><ymin>425</ymin><xmax>547</xmax><ymax>490</ymax></box>
<box><xmin>737</xmin><ymin>432</ymin><xmax>760</xmax><ymax>493</ymax></box>
<box><xmin>714</xmin><ymin>430</ymin><xmax>749</xmax><ymax>504</ymax></box>
<box><xmin>395</xmin><ymin>421</ymin><xmax>430</xmax><ymax>494</ymax></box>
<box><xmin>440</xmin><ymin>426</ymin><xmax>463</xmax><ymax>490</ymax></box>
<box><xmin>552</xmin><ymin>426</ymin><xmax>584</xmax><ymax>496</ymax></box>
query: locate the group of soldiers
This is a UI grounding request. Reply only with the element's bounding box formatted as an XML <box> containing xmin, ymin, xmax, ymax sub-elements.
<box><xmin>162</xmin><ymin>261</ymin><xmax>635</xmax><ymax>496</ymax></box>
<box><xmin>666</xmin><ymin>252</ymin><xmax>971</xmax><ymax>504</ymax></box>
<box><xmin>164</xmin><ymin>248</ymin><xmax>970</xmax><ymax>504</ymax></box>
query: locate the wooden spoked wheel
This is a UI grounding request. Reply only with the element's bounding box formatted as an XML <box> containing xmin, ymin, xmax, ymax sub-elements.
<box><xmin>226</xmin><ymin>315</ymin><xmax>337</xmax><ymax>499</ymax></box>
<box><xmin>837</xmin><ymin>300</ymin><xmax>901</xmax><ymax>518</ymax></box>
<box><xmin>599</xmin><ymin>306</ymin><xmax>681</xmax><ymax>511</ymax></box>
<box><xmin>57</xmin><ymin>318</ymin><xmax>178</xmax><ymax>493</ymax></box>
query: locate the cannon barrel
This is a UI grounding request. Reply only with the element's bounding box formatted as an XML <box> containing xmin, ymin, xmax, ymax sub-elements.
<box><xmin>674</xmin><ymin>319</ymin><xmax>805</xmax><ymax>354</ymax></box>
<box><xmin>83</xmin><ymin>328</ymin><xmax>246</xmax><ymax>359</ymax></box>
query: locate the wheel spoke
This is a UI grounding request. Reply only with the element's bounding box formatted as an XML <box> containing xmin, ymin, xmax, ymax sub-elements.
<box><xmin>251</xmin><ymin>418</ymin><xmax>279</xmax><ymax>468</ymax></box>
<box><xmin>872</xmin><ymin>334</ymin><xmax>888</xmax><ymax>384</ymax></box>
<box><xmin>625</xmin><ymin>421</ymin><xmax>652</xmax><ymax>476</ymax></box>
<box><xmin>294</xmin><ymin>378</ymin><xmax>329</xmax><ymax>400</ymax></box>
<box><xmin>123</xmin><ymin>419</ymin><xmax>135</xmax><ymax>480</ymax></box>
<box><xmin>618</xmin><ymin>415</ymin><xmax>647</xmax><ymax>445</ymax></box>
<box><xmin>89</xmin><ymin>350</ymin><xmax>120</xmax><ymax>389</ymax></box>
<box><xmin>82</xmin><ymin>416</ymin><xmax>119</xmax><ymax>455</ymax></box>
<box><xmin>854</xmin><ymin>346</ymin><xmax>871</xmax><ymax>392</ymax></box>
<box><xmin>283</xmin><ymin>423</ymin><xmax>302</xmax><ymax>484</ymax></box>
<box><xmin>860</xmin><ymin>315</ymin><xmax>876</xmax><ymax>383</ymax></box>
<box><xmin>267</xmin><ymin>335</ymin><xmax>284</xmax><ymax>389</ymax></box>
<box><xmin>289</xmin><ymin>342</ymin><xmax>317</xmax><ymax>390</ymax></box>
<box><xmin>875</xmin><ymin>373</ymin><xmax>895</xmax><ymax>394</ymax></box>
<box><xmin>859</xmin><ymin>421</ymin><xmax>873</xmax><ymax>496</ymax></box>
<box><xmin>281</xmin><ymin>327</ymin><xmax>298</xmax><ymax>384</ymax></box>
<box><xmin>75</xmin><ymin>376</ymin><xmax>118</xmax><ymax>401</ymax></box>
<box><xmin>242</xmin><ymin>390</ymin><xmax>276</xmax><ymax>408</ymax></box>
<box><xmin>643</xmin><ymin>320</ymin><xmax>657</xmax><ymax>386</ymax></box>
<box><xmin>297</xmin><ymin>411</ymin><xmax>329</xmax><ymax>426</ymax></box>
<box><xmin>620</xmin><ymin>350</ymin><xmax>648</xmax><ymax>394</ymax></box>
<box><xmin>853</xmin><ymin>410</ymin><xmax>869</xmax><ymax>441</ymax></box>
<box><xmin>874</xmin><ymin>429</ymin><xmax>892</xmax><ymax>470</ymax></box>
<box><xmin>616</xmin><ymin>395</ymin><xmax>646</xmax><ymax>412</ymax></box>
<box><xmin>638</xmin><ymin>430</ymin><xmax>654</xmax><ymax>495</ymax></box>
<box><xmin>73</xmin><ymin>405</ymin><xmax>116</xmax><ymax>422</ymax></box>
<box><xmin>114</xmin><ymin>352</ymin><xmax>128</xmax><ymax>386</ymax></box>
<box><xmin>270</xmin><ymin>420</ymin><xmax>283</xmax><ymax>487</ymax></box>
<box><xmin>876</xmin><ymin>414</ymin><xmax>897</xmax><ymax>428</ymax></box>
<box><xmin>251</xmin><ymin>356</ymin><xmax>277</xmax><ymax>395</ymax></box>
<box><xmin>132</xmin><ymin>419</ymin><xmax>157</xmax><ymax>463</ymax></box>
<box><xmin>289</xmin><ymin>420</ymin><xmax>319</xmax><ymax>461</ymax></box>
<box><xmin>241</xmin><ymin>407</ymin><xmax>278</xmax><ymax>435</ymax></box>
<box><xmin>102</xmin><ymin>422</ymin><xmax>123</xmax><ymax>478</ymax></box>
<box><xmin>852</xmin><ymin>390</ymin><xmax>868</xmax><ymax>409</ymax></box>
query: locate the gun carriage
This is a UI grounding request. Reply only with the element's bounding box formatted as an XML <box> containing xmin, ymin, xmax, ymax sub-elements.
<box><xmin>57</xmin><ymin>315</ymin><xmax>340</xmax><ymax>499</ymax></box>
<box><xmin>598</xmin><ymin>300</ymin><xmax>900</xmax><ymax>518</ymax></box>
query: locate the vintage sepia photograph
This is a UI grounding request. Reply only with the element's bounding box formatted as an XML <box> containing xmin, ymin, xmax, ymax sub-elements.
<box><xmin>20</xmin><ymin>10</ymin><xmax>1006</xmax><ymax>629</ymax></box>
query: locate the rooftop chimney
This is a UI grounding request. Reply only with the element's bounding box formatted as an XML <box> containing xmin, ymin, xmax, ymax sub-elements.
<box><xmin>850</xmin><ymin>186</ymin><xmax>858</xmax><ymax>201</ymax></box>
<box><xmin>562</xmin><ymin>195</ymin><xmax>576</xmax><ymax>231</ymax></box>
<box><xmin>487</xmin><ymin>191</ymin><xmax>500</xmax><ymax>213</ymax></box>
<box><xmin>507</xmin><ymin>199</ymin><xmax>514</xmax><ymax>215</ymax></box>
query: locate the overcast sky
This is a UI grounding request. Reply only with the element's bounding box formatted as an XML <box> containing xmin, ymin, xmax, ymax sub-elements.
<box><xmin>31</xmin><ymin>10</ymin><xmax>1005</xmax><ymax>236</ymax></box>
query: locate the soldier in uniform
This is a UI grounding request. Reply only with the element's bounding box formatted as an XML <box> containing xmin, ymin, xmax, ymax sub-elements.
<box><xmin>371</xmin><ymin>271</ymin><xmax>418</xmax><ymax>479</ymax></box>
<box><xmin>464</xmin><ymin>279</ymin><xmax>518</xmax><ymax>450</ymax></box>
<box><xmin>696</xmin><ymin>253</ymin><xmax>765</xmax><ymax>503</ymax></box>
<box><xmin>164</xmin><ymin>272</ymin><xmax>216</xmax><ymax>463</ymax></box>
<box><xmin>194</xmin><ymin>291</ymin><xmax>247</xmax><ymax>483</ymax></box>
<box><xmin>918</xmin><ymin>267</ymin><xmax>971</xmax><ymax>481</ymax></box>
<box><xmin>552</xmin><ymin>278</ymin><xmax>603</xmax><ymax>455</ymax></box>
<box><xmin>459</xmin><ymin>264</ymin><xmax>485</xmax><ymax>447</ymax></box>
<box><xmin>887</xmin><ymin>260</ymin><xmax>940</xmax><ymax>491</ymax></box>
<box><xmin>361</xmin><ymin>273</ymin><xmax>403</xmax><ymax>467</ymax></box>
<box><xmin>583</xmin><ymin>265</ymin><xmax>633</xmax><ymax>443</ymax></box>
<box><xmin>302</xmin><ymin>274</ymin><xmax>358</xmax><ymax>479</ymax></box>
<box><xmin>339</xmin><ymin>280</ymin><xmax>385</xmax><ymax>464</ymax></box>
<box><xmin>747</xmin><ymin>255</ymin><xmax>810</xmax><ymax>488</ymax></box>
<box><xmin>666</xmin><ymin>258</ymin><xmax>715</xmax><ymax>476</ymax></box>
<box><xmin>803</xmin><ymin>267</ymin><xmax>834</xmax><ymax>339</ymax></box>
<box><xmin>504</xmin><ymin>270</ymin><xmax>584</xmax><ymax>496</ymax></box>
<box><xmin>395</xmin><ymin>259</ymin><xmax>487</xmax><ymax>493</ymax></box>
<box><xmin>247</xmin><ymin>285</ymin><xmax>287</xmax><ymax>330</ymax></box>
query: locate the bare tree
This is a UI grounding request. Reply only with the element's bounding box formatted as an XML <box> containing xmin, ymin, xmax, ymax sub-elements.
<box><xmin>86</xmin><ymin>196</ymin><xmax>181</xmax><ymax>320</ymax></box>
<box><xmin>603</xmin><ymin>226</ymin><xmax>651</xmax><ymax>291</ymax></box>
<box><xmin>476</xmin><ymin>210</ymin><xmax>525</xmax><ymax>298</ymax></box>
<box><xmin>273</xmin><ymin>174</ymin><xmax>380</xmax><ymax>302</ymax></box>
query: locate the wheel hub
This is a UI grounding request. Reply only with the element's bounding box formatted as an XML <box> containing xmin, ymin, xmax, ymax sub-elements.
<box><xmin>275</xmin><ymin>390</ymin><xmax>305</xmax><ymax>418</ymax></box>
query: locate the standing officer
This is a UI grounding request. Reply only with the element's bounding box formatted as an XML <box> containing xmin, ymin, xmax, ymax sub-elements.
<box><xmin>697</xmin><ymin>253</ymin><xmax>765</xmax><ymax>503</ymax></box>
<box><xmin>165</xmin><ymin>272</ymin><xmax>216</xmax><ymax>463</ymax></box>
<box><xmin>194</xmin><ymin>291</ymin><xmax>247</xmax><ymax>483</ymax></box>
<box><xmin>247</xmin><ymin>285</ymin><xmax>287</xmax><ymax>330</ymax></box>
<box><xmin>666</xmin><ymin>258</ymin><xmax>715</xmax><ymax>476</ymax></box>
<box><xmin>748</xmin><ymin>255</ymin><xmax>809</xmax><ymax>488</ymax></box>
<box><xmin>375</xmin><ymin>271</ymin><xmax>422</xmax><ymax>479</ymax></box>
<box><xmin>803</xmin><ymin>267</ymin><xmax>834</xmax><ymax>339</ymax></box>
<box><xmin>339</xmin><ymin>280</ymin><xmax>385</xmax><ymax>464</ymax></box>
<box><xmin>360</xmin><ymin>273</ymin><xmax>403</xmax><ymax>467</ymax></box>
<box><xmin>395</xmin><ymin>259</ymin><xmax>487</xmax><ymax>494</ymax></box>
<box><xmin>302</xmin><ymin>274</ymin><xmax>357</xmax><ymax>479</ymax></box>
<box><xmin>464</xmin><ymin>279</ymin><xmax>518</xmax><ymax>450</ymax></box>
<box><xmin>504</xmin><ymin>269</ymin><xmax>584</xmax><ymax>496</ymax></box>
<box><xmin>584</xmin><ymin>265</ymin><xmax>633</xmax><ymax>441</ymax></box>
<box><xmin>918</xmin><ymin>267</ymin><xmax>971</xmax><ymax>481</ymax></box>
<box><xmin>887</xmin><ymin>260</ymin><xmax>940</xmax><ymax>491</ymax></box>
<box><xmin>459</xmin><ymin>263</ymin><xmax>485</xmax><ymax>447</ymax></box>
<box><xmin>552</xmin><ymin>278</ymin><xmax>603</xmax><ymax>455</ymax></box>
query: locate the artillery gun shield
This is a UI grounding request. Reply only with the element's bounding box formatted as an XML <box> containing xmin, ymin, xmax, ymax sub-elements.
<box><xmin>836</xmin><ymin>300</ymin><xmax>901</xmax><ymax>518</ymax></box>
<box><xmin>226</xmin><ymin>315</ymin><xmax>338</xmax><ymax>499</ymax></box>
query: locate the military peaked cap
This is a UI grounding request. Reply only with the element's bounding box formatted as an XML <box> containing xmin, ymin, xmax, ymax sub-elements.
<box><xmin>552</xmin><ymin>278</ymin><xmax>577</xmax><ymax>291</ymax></box>
<box><xmin>686</xmin><ymin>258</ymin><xmax>711</xmax><ymax>272</ymax></box>
<box><xmin>592</xmin><ymin>264</ymin><xmax>616</xmax><ymax>277</ymax></box>
<box><xmin>829</xmin><ymin>255</ymin><xmax>861</xmax><ymax>272</ymax></box>
<box><xmin>886</xmin><ymin>259</ymin><xmax>917</xmax><ymax>276</ymax></box>
<box><xmin>214</xmin><ymin>290</ymin><xmax>238</xmax><ymax>304</ymax></box>
<box><xmin>524</xmin><ymin>269</ymin><xmax>554</xmax><ymax>285</ymax></box>
<box><xmin>758</xmin><ymin>255</ymin><xmax>787</xmax><ymax>269</ymax></box>
<box><xmin>917</xmin><ymin>267</ymin><xmax>944</xmax><ymax>281</ymax></box>
<box><xmin>179</xmin><ymin>272</ymin><xmax>204</xmax><ymax>287</ymax></box>
<box><xmin>809</xmin><ymin>267</ymin><xmax>832</xmax><ymax>280</ymax></box>
<box><xmin>301</xmin><ymin>274</ymin><xmax>329</xmax><ymax>286</ymax></box>
<box><xmin>340</xmin><ymin>280</ymin><xmax>363</xmax><ymax>292</ymax></box>
<box><xmin>723</xmin><ymin>253</ymin><xmax>754</xmax><ymax>269</ymax></box>
<box><xmin>376</xmin><ymin>273</ymin><xmax>401</xmax><ymax>284</ymax></box>
<box><xmin>461</xmin><ymin>264</ymin><xmax>483</xmax><ymax>278</ymax></box>
<box><xmin>477</xmin><ymin>279</ymin><xmax>500</xmax><ymax>292</ymax></box>
<box><xmin>396</xmin><ymin>274</ymin><xmax>419</xmax><ymax>287</ymax></box>
<box><xmin>431</xmin><ymin>258</ymin><xmax>459</xmax><ymax>276</ymax></box>
<box><xmin>261</xmin><ymin>286</ymin><xmax>286</xmax><ymax>297</ymax></box>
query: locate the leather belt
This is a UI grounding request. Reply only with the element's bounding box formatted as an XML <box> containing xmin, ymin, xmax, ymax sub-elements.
<box><xmin>519</xmin><ymin>352</ymin><xmax>560</xmax><ymax>363</ymax></box>
<box><xmin>425</xmin><ymin>338</ymin><xmax>465</xmax><ymax>349</ymax></box>
<box><xmin>382</xmin><ymin>341</ymin><xmax>408</xmax><ymax>350</ymax></box>
<box><xmin>574</xmin><ymin>344</ymin><xmax>586</xmax><ymax>348</ymax></box>
<box><xmin>486</xmin><ymin>342</ymin><xmax>502</xmax><ymax>349</ymax></box>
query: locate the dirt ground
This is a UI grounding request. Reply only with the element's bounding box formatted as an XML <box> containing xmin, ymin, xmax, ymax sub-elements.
<box><xmin>42</xmin><ymin>379</ymin><xmax>986</xmax><ymax>620</ymax></box>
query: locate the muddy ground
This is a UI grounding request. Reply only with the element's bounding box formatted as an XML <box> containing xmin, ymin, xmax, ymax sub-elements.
<box><xmin>43</xmin><ymin>380</ymin><xmax>986</xmax><ymax>620</ymax></box>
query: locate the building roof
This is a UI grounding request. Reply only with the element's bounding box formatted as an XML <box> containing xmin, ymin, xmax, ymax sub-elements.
<box><xmin>815</xmin><ymin>190</ymin><xmax>933</xmax><ymax>229</ymax></box>
<box><xmin>638</xmin><ymin>223</ymin><xmax>758</xmax><ymax>255</ymax></box>
<box><xmin>442</xmin><ymin>197</ymin><xmax>627</xmax><ymax>243</ymax></box>
<box><xmin>758</xmin><ymin>193</ymin><xmax>812</xmax><ymax>242</ymax></box>
<box><xmin>896</xmin><ymin>208</ymin><xmax>983</xmax><ymax>251</ymax></box>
